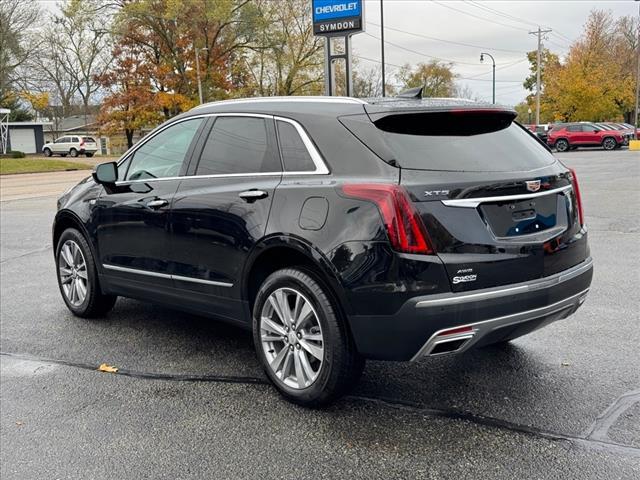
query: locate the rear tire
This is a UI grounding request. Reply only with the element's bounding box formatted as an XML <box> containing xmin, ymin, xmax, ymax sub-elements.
<box><xmin>555</xmin><ymin>139</ymin><xmax>569</xmax><ymax>152</ymax></box>
<box><xmin>55</xmin><ymin>228</ymin><xmax>117</xmax><ymax>318</ymax></box>
<box><xmin>69</xmin><ymin>148</ymin><xmax>78</xmax><ymax>157</ymax></box>
<box><xmin>602</xmin><ymin>137</ymin><xmax>617</xmax><ymax>151</ymax></box>
<box><xmin>253</xmin><ymin>267</ymin><xmax>364</xmax><ymax>407</ymax></box>
<box><xmin>85</xmin><ymin>152</ymin><xmax>94</xmax><ymax>158</ymax></box>
<box><xmin>43</xmin><ymin>148</ymin><xmax>52</xmax><ymax>157</ymax></box>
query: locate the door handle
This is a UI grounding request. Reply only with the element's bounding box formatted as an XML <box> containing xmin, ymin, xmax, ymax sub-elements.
<box><xmin>239</xmin><ymin>190</ymin><xmax>268</xmax><ymax>202</ymax></box>
<box><xmin>146</xmin><ymin>199</ymin><xmax>169</xmax><ymax>209</ymax></box>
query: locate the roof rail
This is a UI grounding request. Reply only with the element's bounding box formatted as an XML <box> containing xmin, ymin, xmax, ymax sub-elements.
<box><xmin>192</xmin><ymin>96</ymin><xmax>368</xmax><ymax>110</ymax></box>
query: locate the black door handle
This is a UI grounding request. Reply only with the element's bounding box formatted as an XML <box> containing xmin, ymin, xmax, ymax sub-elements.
<box><xmin>239</xmin><ymin>190</ymin><xmax>268</xmax><ymax>202</ymax></box>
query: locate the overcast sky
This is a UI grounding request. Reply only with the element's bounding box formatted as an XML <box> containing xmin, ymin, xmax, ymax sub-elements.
<box><xmin>37</xmin><ymin>0</ymin><xmax>638</xmax><ymax>105</ymax></box>
<box><xmin>351</xmin><ymin>0</ymin><xmax>639</xmax><ymax>104</ymax></box>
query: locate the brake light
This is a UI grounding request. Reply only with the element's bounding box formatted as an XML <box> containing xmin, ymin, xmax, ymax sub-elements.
<box><xmin>568</xmin><ymin>168</ymin><xmax>584</xmax><ymax>227</ymax></box>
<box><xmin>341</xmin><ymin>184</ymin><xmax>434</xmax><ymax>254</ymax></box>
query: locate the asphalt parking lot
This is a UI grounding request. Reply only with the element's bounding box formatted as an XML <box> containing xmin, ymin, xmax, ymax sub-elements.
<box><xmin>1</xmin><ymin>149</ymin><xmax>639</xmax><ymax>479</ymax></box>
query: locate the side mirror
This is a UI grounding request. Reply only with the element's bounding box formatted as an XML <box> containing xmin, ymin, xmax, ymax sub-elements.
<box><xmin>93</xmin><ymin>162</ymin><xmax>117</xmax><ymax>185</ymax></box>
<box><xmin>593</xmin><ymin>130</ymin><xmax>599</xmax><ymax>133</ymax></box>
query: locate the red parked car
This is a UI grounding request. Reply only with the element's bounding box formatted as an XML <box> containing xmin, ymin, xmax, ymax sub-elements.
<box><xmin>547</xmin><ymin>122</ymin><xmax>624</xmax><ymax>152</ymax></box>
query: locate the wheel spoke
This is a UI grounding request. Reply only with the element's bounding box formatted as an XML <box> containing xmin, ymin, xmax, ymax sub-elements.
<box><xmin>61</xmin><ymin>244</ymin><xmax>74</xmax><ymax>267</ymax></box>
<box><xmin>281</xmin><ymin>350</ymin><xmax>293</xmax><ymax>379</ymax></box>
<box><xmin>293</xmin><ymin>349</ymin><xmax>306</xmax><ymax>388</ymax></box>
<box><xmin>274</xmin><ymin>290</ymin><xmax>292</xmax><ymax>325</ymax></box>
<box><xmin>298</xmin><ymin>349</ymin><xmax>316</xmax><ymax>382</ymax></box>
<box><xmin>302</xmin><ymin>332</ymin><xmax>323</xmax><ymax>342</ymax></box>
<box><xmin>262</xmin><ymin>317</ymin><xmax>286</xmax><ymax>336</ymax></box>
<box><xmin>269</xmin><ymin>346</ymin><xmax>288</xmax><ymax>373</ymax></box>
<box><xmin>268</xmin><ymin>294</ymin><xmax>286</xmax><ymax>325</ymax></box>
<box><xmin>76</xmin><ymin>279</ymin><xmax>87</xmax><ymax>301</ymax></box>
<box><xmin>60</xmin><ymin>274</ymin><xmax>73</xmax><ymax>285</ymax></box>
<box><xmin>299</xmin><ymin>339</ymin><xmax>323</xmax><ymax>361</ymax></box>
<box><xmin>69</xmin><ymin>279</ymin><xmax>77</xmax><ymax>304</ymax></box>
<box><xmin>76</xmin><ymin>267</ymin><xmax>87</xmax><ymax>280</ymax></box>
<box><xmin>261</xmin><ymin>334</ymin><xmax>284</xmax><ymax>343</ymax></box>
<box><xmin>295</xmin><ymin>300</ymin><xmax>314</xmax><ymax>328</ymax></box>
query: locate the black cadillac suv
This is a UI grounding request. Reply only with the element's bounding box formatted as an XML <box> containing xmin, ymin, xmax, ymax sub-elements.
<box><xmin>53</xmin><ymin>94</ymin><xmax>593</xmax><ymax>406</ymax></box>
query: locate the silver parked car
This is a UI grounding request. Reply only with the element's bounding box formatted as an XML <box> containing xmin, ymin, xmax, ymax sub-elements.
<box><xmin>43</xmin><ymin>136</ymin><xmax>98</xmax><ymax>158</ymax></box>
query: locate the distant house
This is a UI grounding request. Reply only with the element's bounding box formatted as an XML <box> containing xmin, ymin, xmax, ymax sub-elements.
<box><xmin>7</xmin><ymin>121</ymin><xmax>52</xmax><ymax>154</ymax></box>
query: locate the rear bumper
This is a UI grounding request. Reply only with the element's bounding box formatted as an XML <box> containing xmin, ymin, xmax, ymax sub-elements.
<box><xmin>347</xmin><ymin>257</ymin><xmax>593</xmax><ymax>361</ymax></box>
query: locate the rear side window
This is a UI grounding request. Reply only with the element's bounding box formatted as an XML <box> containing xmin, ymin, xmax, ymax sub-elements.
<box><xmin>356</xmin><ymin>111</ymin><xmax>555</xmax><ymax>172</ymax></box>
<box><xmin>72</xmin><ymin>137</ymin><xmax>79</xmax><ymax>142</ymax></box>
<box><xmin>196</xmin><ymin>116</ymin><xmax>279</xmax><ymax>175</ymax></box>
<box><xmin>567</xmin><ymin>125</ymin><xmax>581</xmax><ymax>132</ymax></box>
<box><xmin>276</xmin><ymin>120</ymin><xmax>315</xmax><ymax>172</ymax></box>
<box><xmin>83</xmin><ymin>137</ymin><xmax>95</xmax><ymax>142</ymax></box>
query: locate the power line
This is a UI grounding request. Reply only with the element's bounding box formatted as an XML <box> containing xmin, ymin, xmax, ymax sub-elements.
<box><xmin>430</xmin><ymin>1</ymin><xmax>529</xmax><ymax>32</ymax></box>
<box><xmin>354</xmin><ymin>52</ymin><xmax>522</xmax><ymax>83</ymax></box>
<box><xmin>462</xmin><ymin>59</ymin><xmax>528</xmax><ymax>79</ymax></box>
<box><xmin>363</xmin><ymin>31</ymin><xmax>517</xmax><ymax>67</ymax></box>
<box><xmin>366</xmin><ymin>21</ymin><xmax>527</xmax><ymax>54</ymax></box>
<box><xmin>463</xmin><ymin>0</ymin><xmax>576</xmax><ymax>44</ymax></box>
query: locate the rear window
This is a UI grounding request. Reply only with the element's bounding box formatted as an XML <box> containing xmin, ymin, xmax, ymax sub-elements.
<box><xmin>365</xmin><ymin>111</ymin><xmax>555</xmax><ymax>172</ymax></box>
<box><xmin>83</xmin><ymin>137</ymin><xmax>96</xmax><ymax>142</ymax></box>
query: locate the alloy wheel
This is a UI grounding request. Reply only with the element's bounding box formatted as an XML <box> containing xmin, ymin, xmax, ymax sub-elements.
<box><xmin>260</xmin><ymin>287</ymin><xmax>324</xmax><ymax>389</ymax></box>
<box><xmin>603</xmin><ymin>138</ymin><xmax>615</xmax><ymax>150</ymax></box>
<box><xmin>58</xmin><ymin>240</ymin><xmax>88</xmax><ymax>306</ymax></box>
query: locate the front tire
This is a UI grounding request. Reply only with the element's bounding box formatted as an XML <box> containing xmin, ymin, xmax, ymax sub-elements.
<box><xmin>602</xmin><ymin>137</ymin><xmax>617</xmax><ymax>151</ymax></box>
<box><xmin>253</xmin><ymin>268</ymin><xmax>364</xmax><ymax>407</ymax></box>
<box><xmin>69</xmin><ymin>148</ymin><xmax>78</xmax><ymax>157</ymax></box>
<box><xmin>555</xmin><ymin>138</ymin><xmax>569</xmax><ymax>152</ymax></box>
<box><xmin>56</xmin><ymin>228</ymin><xmax>117</xmax><ymax>317</ymax></box>
<box><xmin>43</xmin><ymin>148</ymin><xmax>52</xmax><ymax>157</ymax></box>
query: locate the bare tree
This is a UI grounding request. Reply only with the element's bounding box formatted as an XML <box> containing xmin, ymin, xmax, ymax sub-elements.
<box><xmin>53</xmin><ymin>0</ymin><xmax>114</xmax><ymax>126</ymax></box>
<box><xmin>0</xmin><ymin>0</ymin><xmax>40</xmax><ymax>116</ymax></box>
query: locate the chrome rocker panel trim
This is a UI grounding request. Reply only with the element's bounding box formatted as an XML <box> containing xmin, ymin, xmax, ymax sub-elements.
<box><xmin>103</xmin><ymin>264</ymin><xmax>233</xmax><ymax>288</ymax></box>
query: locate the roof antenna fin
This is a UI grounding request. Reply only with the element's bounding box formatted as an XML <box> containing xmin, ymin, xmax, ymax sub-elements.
<box><xmin>396</xmin><ymin>86</ymin><xmax>423</xmax><ymax>99</ymax></box>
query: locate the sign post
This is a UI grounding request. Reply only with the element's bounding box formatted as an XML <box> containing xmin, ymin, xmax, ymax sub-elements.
<box><xmin>312</xmin><ymin>0</ymin><xmax>364</xmax><ymax>96</ymax></box>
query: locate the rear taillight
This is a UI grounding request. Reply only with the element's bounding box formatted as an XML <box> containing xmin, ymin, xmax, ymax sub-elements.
<box><xmin>341</xmin><ymin>184</ymin><xmax>434</xmax><ymax>254</ymax></box>
<box><xmin>568</xmin><ymin>168</ymin><xmax>584</xmax><ymax>227</ymax></box>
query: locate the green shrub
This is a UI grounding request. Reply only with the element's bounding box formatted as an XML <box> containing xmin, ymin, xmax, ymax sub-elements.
<box><xmin>10</xmin><ymin>151</ymin><xmax>25</xmax><ymax>158</ymax></box>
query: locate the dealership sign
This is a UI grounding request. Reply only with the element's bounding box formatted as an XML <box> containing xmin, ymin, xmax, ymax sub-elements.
<box><xmin>312</xmin><ymin>0</ymin><xmax>364</xmax><ymax>36</ymax></box>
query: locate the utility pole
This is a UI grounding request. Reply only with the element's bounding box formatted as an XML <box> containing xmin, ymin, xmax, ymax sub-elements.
<box><xmin>529</xmin><ymin>27</ymin><xmax>552</xmax><ymax>125</ymax></box>
<box><xmin>380</xmin><ymin>0</ymin><xmax>386</xmax><ymax>97</ymax></box>
<box><xmin>194</xmin><ymin>46</ymin><xmax>208</xmax><ymax>104</ymax></box>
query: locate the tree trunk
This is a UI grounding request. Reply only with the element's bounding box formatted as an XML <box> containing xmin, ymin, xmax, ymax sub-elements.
<box><xmin>125</xmin><ymin>129</ymin><xmax>134</xmax><ymax>149</ymax></box>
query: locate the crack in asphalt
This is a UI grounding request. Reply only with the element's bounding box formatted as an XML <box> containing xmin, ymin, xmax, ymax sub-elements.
<box><xmin>2</xmin><ymin>351</ymin><xmax>639</xmax><ymax>458</ymax></box>
<box><xmin>583</xmin><ymin>388</ymin><xmax>640</xmax><ymax>442</ymax></box>
<box><xmin>0</xmin><ymin>245</ymin><xmax>52</xmax><ymax>264</ymax></box>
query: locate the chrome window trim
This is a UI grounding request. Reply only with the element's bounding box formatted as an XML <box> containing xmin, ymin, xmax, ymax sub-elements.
<box><xmin>103</xmin><ymin>264</ymin><xmax>233</xmax><ymax>287</ymax></box>
<box><xmin>113</xmin><ymin>112</ymin><xmax>329</xmax><ymax>186</ymax></box>
<box><xmin>274</xmin><ymin>116</ymin><xmax>330</xmax><ymax>175</ymax></box>
<box><xmin>415</xmin><ymin>257</ymin><xmax>592</xmax><ymax>308</ymax></box>
<box><xmin>441</xmin><ymin>185</ymin><xmax>572</xmax><ymax>208</ymax></box>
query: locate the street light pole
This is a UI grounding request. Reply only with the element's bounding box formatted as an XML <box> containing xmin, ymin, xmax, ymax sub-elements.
<box><xmin>194</xmin><ymin>46</ymin><xmax>208</xmax><ymax>105</ymax></box>
<box><xmin>480</xmin><ymin>52</ymin><xmax>496</xmax><ymax>104</ymax></box>
<box><xmin>380</xmin><ymin>0</ymin><xmax>386</xmax><ymax>97</ymax></box>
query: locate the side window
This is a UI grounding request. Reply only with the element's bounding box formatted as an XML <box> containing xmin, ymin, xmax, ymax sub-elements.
<box><xmin>72</xmin><ymin>137</ymin><xmax>79</xmax><ymax>142</ymax></box>
<box><xmin>117</xmin><ymin>156</ymin><xmax>132</xmax><ymax>181</ymax></box>
<box><xmin>567</xmin><ymin>125</ymin><xmax>580</xmax><ymax>132</ymax></box>
<box><xmin>56</xmin><ymin>137</ymin><xmax>67</xmax><ymax>143</ymax></box>
<box><xmin>195</xmin><ymin>116</ymin><xmax>279</xmax><ymax>175</ymax></box>
<box><xmin>126</xmin><ymin>118</ymin><xmax>203</xmax><ymax>181</ymax></box>
<box><xmin>276</xmin><ymin>120</ymin><xmax>316</xmax><ymax>172</ymax></box>
<box><xmin>582</xmin><ymin>125</ymin><xmax>596</xmax><ymax>132</ymax></box>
